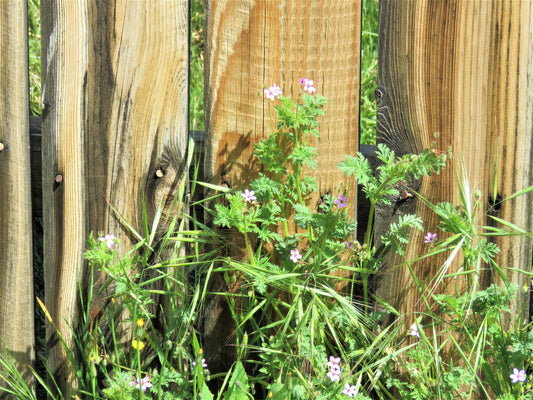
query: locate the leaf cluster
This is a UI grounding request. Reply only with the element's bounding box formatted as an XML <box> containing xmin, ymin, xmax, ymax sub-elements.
<box><xmin>380</xmin><ymin>214</ymin><xmax>424</xmax><ymax>256</ymax></box>
<box><xmin>338</xmin><ymin>143</ymin><xmax>447</xmax><ymax>205</ymax></box>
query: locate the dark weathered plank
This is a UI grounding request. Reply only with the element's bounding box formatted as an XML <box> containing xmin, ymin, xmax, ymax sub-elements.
<box><xmin>376</xmin><ymin>0</ymin><xmax>533</xmax><ymax>323</ymax></box>
<box><xmin>41</xmin><ymin>1</ymin><xmax>189</xmax><ymax>395</ymax></box>
<box><xmin>203</xmin><ymin>0</ymin><xmax>362</xmax><ymax>374</ymax></box>
<box><xmin>0</xmin><ymin>0</ymin><xmax>35</xmax><ymax>390</ymax></box>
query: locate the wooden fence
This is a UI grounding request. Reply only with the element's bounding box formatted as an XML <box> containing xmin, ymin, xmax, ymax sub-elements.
<box><xmin>0</xmin><ymin>0</ymin><xmax>532</xmax><ymax>397</ymax></box>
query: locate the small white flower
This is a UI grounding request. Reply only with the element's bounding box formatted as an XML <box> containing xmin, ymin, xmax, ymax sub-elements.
<box><xmin>408</xmin><ymin>322</ymin><xmax>422</xmax><ymax>339</ymax></box>
<box><xmin>290</xmin><ymin>249</ymin><xmax>302</xmax><ymax>263</ymax></box>
<box><xmin>241</xmin><ymin>189</ymin><xmax>257</xmax><ymax>203</ymax></box>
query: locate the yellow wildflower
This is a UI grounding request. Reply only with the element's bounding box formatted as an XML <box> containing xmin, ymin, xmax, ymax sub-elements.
<box><xmin>132</xmin><ymin>339</ymin><xmax>145</xmax><ymax>350</ymax></box>
<box><xmin>136</xmin><ymin>318</ymin><xmax>145</xmax><ymax>327</ymax></box>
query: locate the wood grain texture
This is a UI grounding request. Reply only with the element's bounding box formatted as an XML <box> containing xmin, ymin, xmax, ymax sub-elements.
<box><xmin>0</xmin><ymin>1</ymin><xmax>35</xmax><ymax>390</ymax></box>
<box><xmin>41</xmin><ymin>0</ymin><xmax>188</xmax><ymax>394</ymax></box>
<box><xmin>376</xmin><ymin>0</ymin><xmax>533</xmax><ymax>324</ymax></box>
<box><xmin>203</xmin><ymin>0</ymin><xmax>361</xmax><ymax>374</ymax></box>
<box><xmin>205</xmin><ymin>0</ymin><xmax>361</xmax><ymax>207</ymax></box>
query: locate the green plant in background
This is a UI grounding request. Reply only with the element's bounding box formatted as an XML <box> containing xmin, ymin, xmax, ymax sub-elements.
<box><xmin>360</xmin><ymin>0</ymin><xmax>379</xmax><ymax>145</ymax></box>
<box><xmin>338</xmin><ymin>139</ymin><xmax>447</xmax><ymax>303</ymax></box>
<box><xmin>28</xmin><ymin>0</ymin><xmax>41</xmax><ymax>115</ymax></box>
<box><xmin>34</xmin><ymin>225</ymin><xmax>216</xmax><ymax>400</ymax></box>
<box><xmin>189</xmin><ymin>0</ymin><xmax>205</xmax><ymax>132</ymax></box>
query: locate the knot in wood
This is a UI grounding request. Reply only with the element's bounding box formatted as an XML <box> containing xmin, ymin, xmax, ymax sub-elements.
<box><xmin>375</xmin><ymin>87</ymin><xmax>385</xmax><ymax>104</ymax></box>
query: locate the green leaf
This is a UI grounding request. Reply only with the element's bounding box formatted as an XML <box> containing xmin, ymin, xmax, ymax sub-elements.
<box><xmin>254</xmin><ymin>135</ymin><xmax>286</xmax><ymax>175</ymax></box>
<box><xmin>252</xmin><ymin>174</ymin><xmax>283</xmax><ymax>202</ymax></box>
<box><xmin>201</xmin><ymin>382</ymin><xmax>214</xmax><ymax>400</ymax></box>
<box><xmin>338</xmin><ymin>153</ymin><xmax>376</xmax><ymax>188</ymax></box>
<box><xmin>222</xmin><ymin>362</ymin><xmax>252</xmax><ymax>400</ymax></box>
<box><xmin>293</xmin><ymin>203</ymin><xmax>313</xmax><ymax>228</ymax></box>
<box><xmin>288</xmin><ymin>144</ymin><xmax>318</xmax><ymax>168</ymax></box>
<box><xmin>381</xmin><ymin>214</ymin><xmax>424</xmax><ymax>255</ymax></box>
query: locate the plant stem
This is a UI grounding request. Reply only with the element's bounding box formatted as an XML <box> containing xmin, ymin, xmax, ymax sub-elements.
<box><xmin>281</xmin><ymin>203</ymin><xmax>290</xmax><ymax>237</ymax></box>
<box><xmin>244</xmin><ymin>232</ymin><xmax>256</xmax><ymax>266</ymax></box>
<box><xmin>362</xmin><ymin>199</ymin><xmax>376</xmax><ymax>304</ymax></box>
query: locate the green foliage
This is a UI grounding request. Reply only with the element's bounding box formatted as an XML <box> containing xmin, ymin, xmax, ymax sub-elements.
<box><xmin>28</xmin><ymin>0</ymin><xmax>41</xmax><ymax>115</ymax></box>
<box><xmin>209</xmin><ymin>79</ymin><xmax>453</xmax><ymax>399</ymax></box>
<box><xmin>0</xmin><ymin>345</ymin><xmax>39</xmax><ymax>400</ymax></box>
<box><xmin>338</xmin><ymin>143</ymin><xmax>447</xmax><ymax>205</ymax></box>
<box><xmin>381</xmin><ymin>214</ymin><xmax>424</xmax><ymax>256</ymax></box>
<box><xmin>222</xmin><ymin>362</ymin><xmax>252</xmax><ymax>400</ymax></box>
<box><xmin>189</xmin><ymin>0</ymin><xmax>205</xmax><ymax>131</ymax></box>
<box><xmin>360</xmin><ymin>0</ymin><xmax>379</xmax><ymax>145</ymax></box>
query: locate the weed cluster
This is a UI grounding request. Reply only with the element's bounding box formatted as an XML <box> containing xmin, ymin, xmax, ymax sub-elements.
<box><xmin>2</xmin><ymin>80</ymin><xmax>531</xmax><ymax>400</ymax></box>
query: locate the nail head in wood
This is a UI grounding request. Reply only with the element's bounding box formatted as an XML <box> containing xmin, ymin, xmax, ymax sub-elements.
<box><xmin>401</xmin><ymin>190</ymin><xmax>413</xmax><ymax>200</ymax></box>
<box><xmin>0</xmin><ymin>142</ymin><xmax>4</xmax><ymax>152</ymax></box>
<box><xmin>155</xmin><ymin>168</ymin><xmax>165</xmax><ymax>178</ymax></box>
<box><xmin>55</xmin><ymin>174</ymin><xmax>63</xmax><ymax>183</ymax></box>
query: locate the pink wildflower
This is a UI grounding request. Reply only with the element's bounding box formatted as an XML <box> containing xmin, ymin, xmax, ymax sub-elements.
<box><xmin>408</xmin><ymin>322</ymin><xmax>422</xmax><ymax>339</ymax></box>
<box><xmin>334</xmin><ymin>194</ymin><xmax>348</xmax><ymax>209</ymax></box>
<box><xmin>424</xmin><ymin>232</ymin><xmax>437</xmax><ymax>244</ymax></box>
<box><xmin>510</xmin><ymin>368</ymin><xmax>527</xmax><ymax>383</ymax></box>
<box><xmin>343</xmin><ymin>384</ymin><xmax>357</xmax><ymax>397</ymax></box>
<box><xmin>130</xmin><ymin>376</ymin><xmax>152</xmax><ymax>392</ymax></box>
<box><xmin>290</xmin><ymin>249</ymin><xmax>302</xmax><ymax>263</ymax></box>
<box><xmin>299</xmin><ymin>77</ymin><xmax>316</xmax><ymax>94</ymax></box>
<box><xmin>193</xmin><ymin>358</ymin><xmax>208</xmax><ymax>368</ymax></box>
<box><xmin>264</xmin><ymin>84</ymin><xmax>282</xmax><ymax>101</ymax></box>
<box><xmin>327</xmin><ymin>356</ymin><xmax>341</xmax><ymax>382</ymax></box>
<box><xmin>99</xmin><ymin>234</ymin><xmax>116</xmax><ymax>249</ymax></box>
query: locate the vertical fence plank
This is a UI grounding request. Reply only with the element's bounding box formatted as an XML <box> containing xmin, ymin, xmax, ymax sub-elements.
<box><xmin>0</xmin><ymin>0</ymin><xmax>35</xmax><ymax>390</ymax></box>
<box><xmin>205</xmin><ymin>0</ymin><xmax>361</xmax><ymax>201</ymax></box>
<box><xmin>41</xmin><ymin>0</ymin><xmax>189</xmax><ymax>395</ymax></box>
<box><xmin>41</xmin><ymin>2</ymin><xmax>87</xmax><ymax>393</ymax></box>
<box><xmin>204</xmin><ymin>0</ymin><xmax>361</xmax><ymax>373</ymax></box>
<box><xmin>375</xmin><ymin>1</ymin><xmax>533</xmax><ymax>323</ymax></box>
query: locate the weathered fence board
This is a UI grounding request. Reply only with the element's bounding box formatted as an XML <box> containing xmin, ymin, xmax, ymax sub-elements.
<box><xmin>41</xmin><ymin>0</ymin><xmax>189</xmax><ymax>395</ymax></box>
<box><xmin>203</xmin><ymin>0</ymin><xmax>361</xmax><ymax>373</ymax></box>
<box><xmin>375</xmin><ymin>0</ymin><xmax>533</xmax><ymax>322</ymax></box>
<box><xmin>0</xmin><ymin>1</ymin><xmax>35</xmax><ymax>391</ymax></box>
<box><xmin>205</xmin><ymin>0</ymin><xmax>361</xmax><ymax>202</ymax></box>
